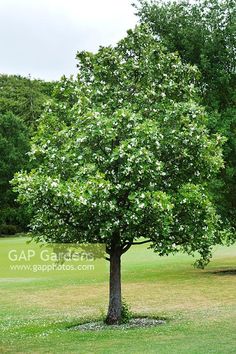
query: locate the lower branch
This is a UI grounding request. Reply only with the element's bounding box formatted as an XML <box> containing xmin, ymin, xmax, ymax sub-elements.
<box><xmin>125</xmin><ymin>239</ymin><xmax>152</xmax><ymax>246</ymax></box>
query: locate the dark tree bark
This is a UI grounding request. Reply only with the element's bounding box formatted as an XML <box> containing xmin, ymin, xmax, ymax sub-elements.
<box><xmin>105</xmin><ymin>245</ymin><xmax>122</xmax><ymax>324</ymax></box>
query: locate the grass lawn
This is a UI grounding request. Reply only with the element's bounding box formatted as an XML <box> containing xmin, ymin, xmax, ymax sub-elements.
<box><xmin>0</xmin><ymin>237</ymin><xmax>236</xmax><ymax>353</ymax></box>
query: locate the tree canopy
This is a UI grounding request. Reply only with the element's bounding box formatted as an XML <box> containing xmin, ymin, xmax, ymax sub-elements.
<box><xmin>136</xmin><ymin>0</ymin><xmax>236</xmax><ymax>110</ymax></box>
<box><xmin>0</xmin><ymin>75</ymin><xmax>54</xmax><ymax>233</ymax></box>
<box><xmin>13</xmin><ymin>26</ymin><xmax>224</xmax><ymax>323</ymax></box>
<box><xmin>0</xmin><ymin>112</ymin><xmax>29</xmax><ymax>231</ymax></box>
<box><xmin>0</xmin><ymin>74</ymin><xmax>54</xmax><ymax>130</ymax></box>
<box><xmin>136</xmin><ymin>0</ymin><xmax>236</xmax><ymax>233</ymax></box>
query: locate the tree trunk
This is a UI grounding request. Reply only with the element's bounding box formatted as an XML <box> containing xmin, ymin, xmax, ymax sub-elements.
<box><xmin>105</xmin><ymin>247</ymin><xmax>122</xmax><ymax>324</ymax></box>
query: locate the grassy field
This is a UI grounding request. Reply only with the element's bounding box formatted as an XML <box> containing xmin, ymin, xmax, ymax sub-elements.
<box><xmin>0</xmin><ymin>237</ymin><xmax>236</xmax><ymax>353</ymax></box>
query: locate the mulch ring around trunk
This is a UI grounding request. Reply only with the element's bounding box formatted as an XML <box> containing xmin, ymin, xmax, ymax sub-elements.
<box><xmin>70</xmin><ymin>317</ymin><xmax>166</xmax><ymax>331</ymax></box>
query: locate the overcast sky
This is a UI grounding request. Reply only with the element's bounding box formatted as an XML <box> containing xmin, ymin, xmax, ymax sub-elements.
<box><xmin>0</xmin><ymin>0</ymin><xmax>138</xmax><ymax>81</ymax></box>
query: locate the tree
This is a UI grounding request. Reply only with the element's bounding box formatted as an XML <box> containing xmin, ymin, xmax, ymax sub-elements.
<box><xmin>0</xmin><ymin>112</ymin><xmax>29</xmax><ymax>231</ymax></box>
<box><xmin>136</xmin><ymin>0</ymin><xmax>236</xmax><ymax>232</ymax></box>
<box><xmin>0</xmin><ymin>74</ymin><xmax>54</xmax><ymax>130</ymax></box>
<box><xmin>13</xmin><ymin>26</ymin><xmax>224</xmax><ymax>324</ymax></box>
<box><xmin>0</xmin><ymin>75</ymin><xmax>54</xmax><ymax>231</ymax></box>
<box><xmin>136</xmin><ymin>0</ymin><xmax>236</xmax><ymax>110</ymax></box>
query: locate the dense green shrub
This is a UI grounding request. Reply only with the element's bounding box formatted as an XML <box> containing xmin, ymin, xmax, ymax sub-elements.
<box><xmin>0</xmin><ymin>224</ymin><xmax>18</xmax><ymax>236</ymax></box>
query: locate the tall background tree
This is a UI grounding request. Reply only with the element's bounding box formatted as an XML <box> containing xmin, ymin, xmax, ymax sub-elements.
<box><xmin>136</xmin><ymin>0</ymin><xmax>236</xmax><ymax>233</ymax></box>
<box><xmin>13</xmin><ymin>26</ymin><xmax>224</xmax><ymax>324</ymax></box>
<box><xmin>0</xmin><ymin>112</ymin><xmax>29</xmax><ymax>233</ymax></box>
<box><xmin>0</xmin><ymin>75</ymin><xmax>54</xmax><ymax>130</ymax></box>
<box><xmin>0</xmin><ymin>75</ymin><xmax>54</xmax><ymax>234</ymax></box>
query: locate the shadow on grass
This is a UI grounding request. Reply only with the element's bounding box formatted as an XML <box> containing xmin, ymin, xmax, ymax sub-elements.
<box><xmin>208</xmin><ymin>269</ymin><xmax>236</xmax><ymax>276</ymax></box>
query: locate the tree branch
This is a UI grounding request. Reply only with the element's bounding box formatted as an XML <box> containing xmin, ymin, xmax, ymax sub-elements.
<box><xmin>121</xmin><ymin>243</ymin><xmax>132</xmax><ymax>255</ymax></box>
<box><xmin>126</xmin><ymin>239</ymin><xmax>152</xmax><ymax>246</ymax></box>
<box><xmin>121</xmin><ymin>239</ymin><xmax>152</xmax><ymax>255</ymax></box>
